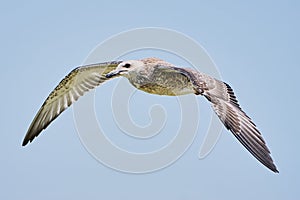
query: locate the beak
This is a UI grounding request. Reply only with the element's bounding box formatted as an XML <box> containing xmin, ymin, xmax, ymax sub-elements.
<box><xmin>105</xmin><ymin>70</ymin><xmax>126</xmax><ymax>78</ymax></box>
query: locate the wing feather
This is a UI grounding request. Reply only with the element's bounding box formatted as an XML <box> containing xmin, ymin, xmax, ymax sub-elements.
<box><xmin>22</xmin><ymin>61</ymin><xmax>121</xmax><ymax>146</ymax></box>
<box><xmin>170</xmin><ymin>67</ymin><xmax>278</xmax><ymax>173</ymax></box>
<box><xmin>204</xmin><ymin>79</ymin><xmax>278</xmax><ymax>172</ymax></box>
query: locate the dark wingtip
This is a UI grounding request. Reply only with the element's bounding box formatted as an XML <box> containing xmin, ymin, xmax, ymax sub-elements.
<box><xmin>22</xmin><ymin>138</ymin><xmax>29</xmax><ymax>146</ymax></box>
<box><xmin>22</xmin><ymin>135</ymin><xmax>33</xmax><ymax>146</ymax></box>
<box><xmin>271</xmin><ymin>166</ymin><xmax>279</xmax><ymax>173</ymax></box>
<box><xmin>265</xmin><ymin>159</ymin><xmax>279</xmax><ymax>173</ymax></box>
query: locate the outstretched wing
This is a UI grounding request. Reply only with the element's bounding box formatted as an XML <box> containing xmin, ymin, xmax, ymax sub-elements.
<box><xmin>204</xmin><ymin>81</ymin><xmax>278</xmax><ymax>173</ymax></box>
<box><xmin>170</xmin><ymin>66</ymin><xmax>278</xmax><ymax>173</ymax></box>
<box><xmin>22</xmin><ymin>61</ymin><xmax>122</xmax><ymax>146</ymax></box>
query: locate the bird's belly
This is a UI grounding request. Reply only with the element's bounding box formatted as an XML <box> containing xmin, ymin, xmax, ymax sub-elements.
<box><xmin>137</xmin><ymin>83</ymin><xmax>195</xmax><ymax>96</ymax></box>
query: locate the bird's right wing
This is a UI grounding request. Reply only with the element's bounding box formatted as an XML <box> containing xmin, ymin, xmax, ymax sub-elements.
<box><xmin>22</xmin><ymin>61</ymin><xmax>122</xmax><ymax>146</ymax></box>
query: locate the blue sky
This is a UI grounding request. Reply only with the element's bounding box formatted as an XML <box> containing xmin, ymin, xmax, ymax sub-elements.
<box><xmin>1</xmin><ymin>1</ymin><xmax>299</xmax><ymax>199</ymax></box>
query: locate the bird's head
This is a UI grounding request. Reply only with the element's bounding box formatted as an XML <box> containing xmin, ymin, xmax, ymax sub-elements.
<box><xmin>105</xmin><ymin>60</ymin><xmax>144</xmax><ymax>78</ymax></box>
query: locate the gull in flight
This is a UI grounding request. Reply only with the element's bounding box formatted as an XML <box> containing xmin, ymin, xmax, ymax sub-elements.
<box><xmin>22</xmin><ymin>57</ymin><xmax>278</xmax><ymax>173</ymax></box>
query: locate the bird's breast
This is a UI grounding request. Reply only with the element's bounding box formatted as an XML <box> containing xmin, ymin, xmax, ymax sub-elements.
<box><xmin>130</xmin><ymin>75</ymin><xmax>195</xmax><ymax>96</ymax></box>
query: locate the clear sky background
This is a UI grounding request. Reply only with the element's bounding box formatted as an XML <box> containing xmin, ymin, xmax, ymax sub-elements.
<box><xmin>1</xmin><ymin>1</ymin><xmax>299</xmax><ymax>199</ymax></box>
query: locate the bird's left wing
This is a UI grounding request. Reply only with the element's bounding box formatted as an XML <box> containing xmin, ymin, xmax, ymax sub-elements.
<box><xmin>190</xmin><ymin>68</ymin><xmax>278</xmax><ymax>172</ymax></box>
<box><xmin>156</xmin><ymin>65</ymin><xmax>278</xmax><ymax>172</ymax></box>
<box><xmin>22</xmin><ymin>61</ymin><xmax>121</xmax><ymax>146</ymax></box>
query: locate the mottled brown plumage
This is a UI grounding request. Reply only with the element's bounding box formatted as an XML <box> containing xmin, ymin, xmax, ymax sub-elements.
<box><xmin>23</xmin><ymin>58</ymin><xmax>278</xmax><ymax>173</ymax></box>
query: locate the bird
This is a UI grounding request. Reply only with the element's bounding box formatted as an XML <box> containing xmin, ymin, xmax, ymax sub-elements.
<box><xmin>22</xmin><ymin>57</ymin><xmax>279</xmax><ymax>173</ymax></box>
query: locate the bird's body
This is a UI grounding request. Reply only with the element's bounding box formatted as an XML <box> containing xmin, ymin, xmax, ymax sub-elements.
<box><xmin>125</xmin><ymin>58</ymin><xmax>195</xmax><ymax>96</ymax></box>
<box><xmin>22</xmin><ymin>57</ymin><xmax>279</xmax><ymax>173</ymax></box>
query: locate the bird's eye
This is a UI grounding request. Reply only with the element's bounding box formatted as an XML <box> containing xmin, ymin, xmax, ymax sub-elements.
<box><xmin>124</xmin><ymin>63</ymin><xmax>131</xmax><ymax>68</ymax></box>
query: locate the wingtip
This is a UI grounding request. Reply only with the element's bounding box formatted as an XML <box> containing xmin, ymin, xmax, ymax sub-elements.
<box><xmin>22</xmin><ymin>135</ymin><xmax>33</xmax><ymax>146</ymax></box>
<box><xmin>272</xmin><ymin>167</ymin><xmax>279</xmax><ymax>173</ymax></box>
<box><xmin>22</xmin><ymin>139</ymin><xmax>29</xmax><ymax>146</ymax></box>
<box><xmin>266</xmin><ymin>161</ymin><xmax>279</xmax><ymax>173</ymax></box>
